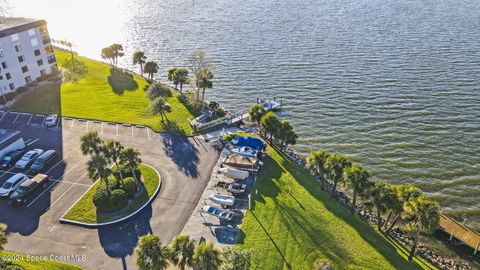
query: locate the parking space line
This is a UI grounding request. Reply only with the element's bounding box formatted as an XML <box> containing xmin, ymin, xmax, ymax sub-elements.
<box><xmin>147</xmin><ymin>128</ymin><xmax>151</xmax><ymax>140</ymax></box>
<box><xmin>48</xmin><ymin>171</ymin><xmax>89</xmax><ymax>209</ymax></box>
<box><xmin>40</xmin><ymin>115</ymin><xmax>46</xmax><ymax>127</ymax></box>
<box><xmin>86</xmin><ymin>121</ymin><xmax>89</xmax><ymax>132</ymax></box>
<box><xmin>71</xmin><ymin>119</ymin><xmax>75</xmax><ymax>129</ymax></box>
<box><xmin>56</xmin><ymin>117</ymin><xmax>61</xmax><ymax>128</ymax></box>
<box><xmin>131</xmin><ymin>126</ymin><xmax>134</xmax><ymax>138</ymax></box>
<box><xmin>27</xmin><ymin>138</ymin><xmax>39</xmax><ymax>146</ymax></box>
<box><xmin>27</xmin><ymin>158</ymin><xmax>85</xmax><ymax>208</ymax></box>
<box><xmin>12</xmin><ymin>113</ymin><xmax>20</xmax><ymax>124</ymax></box>
<box><xmin>116</xmin><ymin>124</ymin><xmax>118</xmax><ymax>136</ymax></box>
<box><xmin>101</xmin><ymin>122</ymin><xmax>104</xmax><ymax>135</ymax></box>
<box><xmin>43</xmin><ymin>159</ymin><xmax>64</xmax><ymax>175</ymax></box>
<box><xmin>26</xmin><ymin>114</ymin><xmax>33</xmax><ymax>125</ymax></box>
<box><xmin>0</xmin><ymin>112</ymin><xmax>7</xmax><ymax>122</ymax></box>
<box><xmin>0</xmin><ymin>167</ymin><xmax>16</xmax><ymax>178</ymax></box>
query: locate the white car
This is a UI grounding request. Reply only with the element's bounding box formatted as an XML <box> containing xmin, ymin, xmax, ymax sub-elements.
<box><xmin>231</xmin><ymin>146</ymin><xmax>259</xmax><ymax>158</ymax></box>
<box><xmin>0</xmin><ymin>173</ymin><xmax>27</xmax><ymax>197</ymax></box>
<box><xmin>44</xmin><ymin>114</ymin><xmax>59</xmax><ymax>127</ymax></box>
<box><xmin>15</xmin><ymin>149</ymin><xmax>44</xmax><ymax>169</ymax></box>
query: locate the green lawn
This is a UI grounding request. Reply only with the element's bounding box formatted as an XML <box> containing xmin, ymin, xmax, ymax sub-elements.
<box><xmin>238</xmin><ymin>146</ymin><xmax>436</xmax><ymax>270</ymax></box>
<box><xmin>1</xmin><ymin>251</ymin><xmax>82</xmax><ymax>270</ymax></box>
<box><xmin>11</xmin><ymin>50</ymin><xmax>194</xmax><ymax>134</ymax></box>
<box><xmin>62</xmin><ymin>164</ymin><xmax>160</xmax><ymax>224</ymax></box>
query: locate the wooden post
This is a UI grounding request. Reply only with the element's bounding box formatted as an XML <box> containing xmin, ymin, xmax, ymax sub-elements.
<box><xmin>474</xmin><ymin>243</ymin><xmax>479</xmax><ymax>255</ymax></box>
<box><xmin>450</xmin><ymin>229</ymin><xmax>455</xmax><ymax>240</ymax></box>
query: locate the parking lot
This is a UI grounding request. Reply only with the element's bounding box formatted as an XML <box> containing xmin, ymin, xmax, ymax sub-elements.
<box><xmin>0</xmin><ymin>110</ymin><xmax>222</xmax><ymax>270</ymax></box>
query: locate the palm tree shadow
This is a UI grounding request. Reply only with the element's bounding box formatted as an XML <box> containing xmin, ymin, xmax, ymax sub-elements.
<box><xmin>161</xmin><ymin>133</ymin><xmax>199</xmax><ymax>178</ymax></box>
<box><xmin>108</xmin><ymin>68</ymin><xmax>138</xmax><ymax>95</ymax></box>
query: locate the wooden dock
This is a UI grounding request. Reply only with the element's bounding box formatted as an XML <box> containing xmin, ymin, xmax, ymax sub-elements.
<box><xmin>439</xmin><ymin>213</ymin><xmax>480</xmax><ymax>254</ymax></box>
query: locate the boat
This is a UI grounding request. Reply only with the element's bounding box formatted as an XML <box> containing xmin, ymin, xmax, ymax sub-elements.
<box><xmin>231</xmin><ymin>146</ymin><xmax>259</xmax><ymax>158</ymax></box>
<box><xmin>223</xmin><ymin>155</ymin><xmax>259</xmax><ymax>169</ymax></box>
<box><xmin>259</xmin><ymin>99</ymin><xmax>281</xmax><ymax>111</ymax></box>
<box><xmin>216</xmin><ymin>181</ymin><xmax>246</xmax><ymax>194</ymax></box>
<box><xmin>202</xmin><ymin>205</ymin><xmax>234</xmax><ymax>220</ymax></box>
<box><xmin>209</xmin><ymin>194</ymin><xmax>235</xmax><ymax>206</ymax></box>
<box><xmin>219</xmin><ymin>168</ymin><xmax>249</xmax><ymax>180</ymax></box>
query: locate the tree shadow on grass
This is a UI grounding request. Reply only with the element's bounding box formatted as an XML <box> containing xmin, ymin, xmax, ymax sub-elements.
<box><xmin>108</xmin><ymin>68</ymin><xmax>138</xmax><ymax>95</ymax></box>
<box><xmin>161</xmin><ymin>121</ymin><xmax>186</xmax><ymax>137</ymax></box>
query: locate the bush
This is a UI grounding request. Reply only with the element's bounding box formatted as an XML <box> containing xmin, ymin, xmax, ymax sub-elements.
<box><xmin>93</xmin><ymin>186</ymin><xmax>128</xmax><ymax>212</ymax></box>
<box><xmin>108</xmin><ymin>175</ymin><xmax>121</xmax><ymax>190</ymax></box>
<box><xmin>215</xmin><ymin>107</ymin><xmax>227</xmax><ymax>117</ymax></box>
<box><xmin>223</xmin><ymin>133</ymin><xmax>238</xmax><ymax>142</ymax></box>
<box><xmin>93</xmin><ymin>185</ymin><xmax>110</xmax><ymax>212</ymax></box>
<box><xmin>146</xmin><ymin>82</ymin><xmax>172</xmax><ymax>100</ymax></box>
<box><xmin>110</xmin><ymin>189</ymin><xmax>128</xmax><ymax>211</ymax></box>
<box><xmin>0</xmin><ymin>258</ymin><xmax>23</xmax><ymax>270</ymax></box>
<box><xmin>121</xmin><ymin>177</ymin><xmax>137</xmax><ymax>197</ymax></box>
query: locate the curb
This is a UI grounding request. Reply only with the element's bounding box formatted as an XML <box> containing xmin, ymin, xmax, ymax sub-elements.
<box><xmin>59</xmin><ymin>164</ymin><xmax>162</xmax><ymax>228</ymax></box>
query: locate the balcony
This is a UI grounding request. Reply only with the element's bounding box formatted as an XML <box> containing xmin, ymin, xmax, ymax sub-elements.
<box><xmin>47</xmin><ymin>55</ymin><xmax>56</xmax><ymax>64</ymax></box>
<box><xmin>42</xmin><ymin>36</ymin><xmax>51</xmax><ymax>45</ymax></box>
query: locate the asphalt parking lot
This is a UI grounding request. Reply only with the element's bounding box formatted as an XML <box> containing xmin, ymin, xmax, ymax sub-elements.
<box><xmin>0</xmin><ymin>111</ymin><xmax>222</xmax><ymax>270</ymax></box>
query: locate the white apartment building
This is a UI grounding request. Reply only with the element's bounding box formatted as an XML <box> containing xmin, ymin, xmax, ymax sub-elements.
<box><xmin>0</xmin><ymin>17</ymin><xmax>57</xmax><ymax>97</ymax></box>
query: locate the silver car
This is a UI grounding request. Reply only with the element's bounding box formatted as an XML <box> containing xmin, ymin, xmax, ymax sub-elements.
<box><xmin>44</xmin><ymin>114</ymin><xmax>59</xmax><ymax>127</ymax></box>
<box><xmin>15</xmin><ymin>149</ymin><xmax>44</xmax><ymax>169</ymax></box>
<box><xmin>0</xmin><ymin>173</ymin><xmax>27</xmax><ymax>197</ymax></box>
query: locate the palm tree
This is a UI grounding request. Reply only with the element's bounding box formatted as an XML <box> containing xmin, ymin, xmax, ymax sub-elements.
<box><xmin>259</xmin><ymin>112</ymin><xmax>279</xmax><ymax>144</ymax></box>
<box><xmin>324</xmin><ymin>154</ymin><xmax>351</xmax><ymax>196</ymax></box>
<box><xmin>384</xmin><ymin>184</ymin><xmax>423</xmax><ymax>233</ymax></box>
<box><xmin>87</xmin><ymin>154</ymin><xmax>112</xmax><ymax>195</ymax></box>
<box><xmin>175</xmin><ymin>68</ymin><xmax>189</xmax><ymax>93</ymax></box>
<box><xmin>193</xmin><ymin>242</ymin><xmax>222</xmax><ymax>270</ymax></box>
<box><xmin>187</xmin><ymin>49</ymin><xmax>212</xmax><ymax>99</ymax></box>
<box><xmin>80</xmin><ymin>131</ymin><xmax>103</xmax><ymax>156</ymax></box>
<box><xmin>133</xmin><ymin>51</ymin><xmax>147</xmax><ymax>76</ymax></box>
<box><xmin>248</xmin><ymin>104</ymin><xmax>266</xmax><ymax>130</ymax></box>
<box><xmin>197</xmin><ymin>67</ymin><xmax>213</xmax><ymax>107</ymax></box>
<box><xmin>111</xmin><ymin>43</ymin><xmax>124</xmax><ymax>66</ymax></box>
<box><xmin>168</xmin><ymin>68</ymin><xmax>180</xmax><ymax>89</ymax></box>
<box><xmin>306</xmin><ymin>149</ymin><xmax>330</xmax><ymax>190</ymax></box>
<box><xmin>403</xmin><ymin>195</ymin><xmax>440</xmax><ymax>261</ymax></box>
<box><xmin>275</xmin><ymin>120</ymin><xmax>297</xmax><ymax>149</ymax></box>
<box><xmin>103</xmin><ymin>140</ymin><xmax>124</xmax><ymax>181</ymax></box>
<box><xmin>121</xmin><ymin>147</ymin><xmax>142</xmax><ymax>187</ymax></box>
<box><xmin>343</xmin><ymin>163</ymin><xmax>371</xmax><ymax>206</ymax></box>
<box><xmin>151</xmin><ymin>97</ymin><xmax>169</xmax><ymax>122</ymax></box>
<box><xmin>101</xmin><ymin>46</ymin><xmax>114</xmax><ymax>65</ymax></box>
<box><xmin>222</xmin><ymin>247</ymin><xmax>250</xmax><ymax>270</ymax></box>
<box><xmin>135</xmin><ymin>235</ymin><xmax>169</xmax><ymax>270</ymax></box>
<box><xmin>144</xmin><ymin>61</ymin><xmax>159</xmax><ymax>81</ymax></box>
<box><xmin>364</xmin><ymin>182</ymin><xmax>393</xmax><ymax>230</ymax></box>
<box><xmin>0</xmin><ymin>224</ymin><xmax>7</xmax><ymax>250</ymax></box>
<box><xmin>169</xmin><ymin>235</ymin><xmax>195</xmax><ymax>270</ymax></box>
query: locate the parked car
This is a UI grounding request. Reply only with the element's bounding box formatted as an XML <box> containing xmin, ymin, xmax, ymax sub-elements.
<box><xmin>15</xmin><ymin>149</ymin><xmax>44</xmax><ymax>169</ymax></box>
<box><xmin>9</xmin><ymin>174</ymin><xmax>49</xmax><ymax>205</ymax></box>
<box><xmin>0</xmin><ymin>173</ymin><xmax>27</xmax><ymax>197</ymax></box>
<box><xmin>44</xmin><ymin>114</ymin><xmax>59</xmax><ymax>127</ymax></box>
<box><xmin>0</xmin><ymin>150</ymin><xmax>25</xmax><ymax>169</ymax></box>
<box><xmin>30</xmin><ymin>150</ymin><xmax>57</xmax><ymax>173</ymax></box>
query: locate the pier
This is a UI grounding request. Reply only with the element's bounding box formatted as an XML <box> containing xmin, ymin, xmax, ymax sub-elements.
<box><xmin>439</xmin><ymin>213</ymin><xmax>480</xmax><ymax>255</ymax></box>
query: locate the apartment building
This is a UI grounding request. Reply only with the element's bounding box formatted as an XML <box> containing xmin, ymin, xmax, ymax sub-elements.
<box><xmin>0</xmin><ymin>17</ymin><xmax>57</xmax><ymax>97</ymax></box>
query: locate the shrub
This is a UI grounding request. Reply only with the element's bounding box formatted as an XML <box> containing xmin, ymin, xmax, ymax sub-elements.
<box><xmin>122</xmin><ymin>177</ymin><xmax>137</xmax><ymax>198</ymax></box>
<box><xmin>93</xmin><ymin>185</ymin><xmax>110</xmax><ymax>212</ymax></box>
<box><xmin>215</xmin><ymin>107</ymin><xmax>227</xmax><ymax>117</ymax></box>
<box><xmin>223</xmin><ymin>133</ymin><xmax>238</xmax><ymax>142</ymax></box>
<box><xmin>146</xmin><ymin>82</ymin><xmax>172</xmax><ymax>100</ymax></box>
<box><xmin>110</xmin><ymin>189</ymin><xmax>128</xmax><ymax>211</ymax></box>
<box><xmin>108</xmin><ymin>175</ymin><xmax>121</xmax><ymax>190</ymax></box>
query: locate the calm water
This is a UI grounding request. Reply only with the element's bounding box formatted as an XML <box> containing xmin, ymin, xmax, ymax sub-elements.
<box><xmin>3</xmin><ymin>0</ymin><xmax>480</xmax><ymax>228</ymax></box>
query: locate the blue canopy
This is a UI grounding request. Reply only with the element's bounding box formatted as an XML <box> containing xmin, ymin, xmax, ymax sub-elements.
<box><xmin>231</xmin><ymin>136</ymin><xmax>264</xmax><ymax>150</ymax></box>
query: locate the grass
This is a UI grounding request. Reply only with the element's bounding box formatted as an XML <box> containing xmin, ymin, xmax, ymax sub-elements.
<box><xmin>0</xmin><ymin>251</ymin><xmax>83</xmax><ymax>270</ymax></box>
<box><xmin>10</xmin><ymin>50</ymin><xmax>194</xmax><ymax>134</ymax></box>
<box><xmin>238</xmin><ymin>146</ymin><xmax>436</xmax><ymax>270</ymax></box>
<box><xmin>62</xmin><ymin>164</ymin><xmax>159</xmax><ymax>224</ymax></box>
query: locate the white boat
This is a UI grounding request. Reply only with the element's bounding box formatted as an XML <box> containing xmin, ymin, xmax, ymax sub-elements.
<box><xmin>209</xmin><ymin>194</ymin><xmax>235</xmax><ymax>206</ymax></box>
<box><xmin>231</xmin><ymin>146</ymin><xmax>259</xmax><ymax>158</ymax></box>
<box><xmin>202</xmin><ymin>206</ymin><xmax>234</xmax><ymax>220</ymax></box>
<box><xmin>219</xmin><ymin>168</ymin><xmax>249</xmax><ymax>180</ymax></box>
<box><xmin>260</xmin><ymin>99</ymin><xmax>281</xmax><ymax>111</ymax></box>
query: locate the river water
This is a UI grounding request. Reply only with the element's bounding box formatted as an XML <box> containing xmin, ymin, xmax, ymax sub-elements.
<box><xmin>3</xmin><ymin>0</ymin><xmax>480</xmax><ymax>229</ymax></box>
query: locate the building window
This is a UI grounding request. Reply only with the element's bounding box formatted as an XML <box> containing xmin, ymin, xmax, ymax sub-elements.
<box><xmin>21</xmin><ymin>65</ymin><xmax>29</xmax><ymax>73</ymax></box>
<box><xmin>42</xmin><ymin>36</ymin><xmax>51</xmax><ymax>45</ymax></box>
<box><xmin>39</xmin><ymin>25</ymin><xmax>48</xmax><ymax>35</ymax></box>
<box><xmin>9</xmin><ymin>83</ymin><xmax>15</xmax><ymax>91</ymax></box>
<box><xmin>5</xmin><ymin>73</ymin><xmax>11</xmax><ymax>80</ymax></box>
<box><xmin>40</xmin><ymin>69</ymin><xmax>47</xmax><ymax>77</ymax></box>
<box><xmin>28</xmin><ymin>29</ymin><xmax>35</xmax><ymax>36</ymax></box>
<box><xmin>18</xmin><ymin>55</ymin><xmax>25</xmax><ymax>63</ymax></box>
<box><xmin>14</xmin><ymin>44</ymin><xmax>22</xmax><ymax>52</ymax></box>
<box><xmin>11</xmin><ymin>34</ymin><xmax>19</xmax><ymax>41</ymax></box>
<box><xmin>1</xmin><ymin>62</ymin><xmax>6</xmax><ymax>69</ymax></box>
<box><xmin>44</xmin><ymin>44</ymin><xmax>54</xmax><ymax>55</ymax></box>
<box><xmin>37</xmin><ymin>59</ymin><xmax>44</xmax><ymax>67</ymax></box>
<box><xmin>25</xmin><ymin>76</ymin><xmax>32</xmax><ymax>84</ymax></box>
<box><xmin>0</xmin><ymin>75</ymin><xmax>3</xmax><ymax>80</ymax></box>
<box><xmin>47</xmin><ymin>54</ymin><xmax>56</xmax><ymax>64</ymax></box>
<box><xmin>34</xmin><ymin>49</ymin><xmax>41</xmax><ymax>57</ymax></box>
<box><xmin>31</xmin><ymin>38</ymin><xmax>38</xmax><ymax>47</ymax></box>
<box><xmin>0</xmin><ymin>50</ymin><xmax>4</xmax><ymax>58</ymax></box>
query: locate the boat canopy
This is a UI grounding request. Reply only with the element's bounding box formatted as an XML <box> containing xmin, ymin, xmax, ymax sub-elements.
<box><xmin>231</xmin><ymin>136</ymin><xmax>264</xmax><ymax>150</ymax></box>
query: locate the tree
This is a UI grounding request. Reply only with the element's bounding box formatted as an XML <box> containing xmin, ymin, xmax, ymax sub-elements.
<box><xmin>151</xmin><ymin>97</ymin><xmax>169</xmax><ymax>122</ymax></box>
<box><xmin>101</xmin><ymin>46</ymin><xmax>114</xmax><ymax>65</ymax></box>
<box><xmin>101</xmin><ymin>44</ymin><xmax>124</xmax><ymax>67</ymax></box>
<box><xmin>56</xmin><ymin>39</ymin><xmax>75</xmax><ymax>59</ymax></box>
<box><xmin>275</xmin><ymin>120</ymin><xmax>297</xmax><ymax>149</ymax></box>
<box><xmin>0</xmin><ymin>224</ymin><xmax>7</xmax><ymax>250</ymax></box>
<box><xmin>144</xmin><ymin>61</ymin><xmax>159</xmax><ymax>81</ymax></box>
<box><xmin>133</xmin><ymin>51</ymin><xmax>147</xmax><ymax>76</ymax></box>
<box><xmin>222</xmin><ymin>247</ymin><xmax>250</xmax><ymax>270</ymax></box>
<box><xmin>343</xmin><ymin>163</ymin><xmax>371</xmax><ymax>206</ymax></box>
<box><xmin>197</xmin><ymin>67</ymin><xmax>214</xmax><ymax>107</ymax></box>
<box><xmin>167</xmin><ymin>68</ymin><xmax>179</xmax><ymax>89</ymax></box>
<box><xmin>62</xmin><ymin>57</ymin><xmax>88</xmax><ymax>83</ymax></box>
<box><xmin>121</xmin><ymin>147</ymin><xmax>142</xmax><ymax>187</ymax></box>
<box><xmin>187</xmin><ymin>50</ymin><xmax>212</xmax><ymax>104</ymax></box>
<box><xmin>259</xmin><ymin>112</ymin><xmax>279</xmax><ymax>144</ymax></box>
<box><xmin>175</xmin><ymin>68</ymin><xmax>189</xmax><ymax>93</ymax></box>
<box><xmin>248</xmin><ymin>104</ymin><xmax>266</xmax><ymax>130</ymax></box>
<box><xmin>384</xmin><ymin>184</ymin><xmax>423</xmax><ymax>233</ymax></box>
<box><xmin>324</xmin><ymin>154</ymin><xmax>351</xmax><ymax>196</ymax></box>
<box><xmin>87</xmin><ymin>154</ymin><xmax>112</xmax><ymax>195</ymax></box>
<box><xmin>80</xmin><ymin>131</ymin><xmax>103</xmax><ymax>156</ymax></box>
<box><xmin>169</xmin><ymin>235</ymin><xmax>195</xmax><ymax>270</ymax></box>
<box><xmin>306</xmin><ymin>149</ymin><xmax>330</xmax><ymax>190</ymax></box>
<box><xmin>135</xmin><ymin>235</ymin><xmax>169</xmax><ymax>270</ymax></box>
<box><xmin>364</xmin><ymin>182</ymin><xmax>394</xmax><ymax>230</ymax></box>
<box><xmin>103</xmin><ymin>140</ymin><xmax>124</xmax><ymax>181</ymax></box>
<box><xmin>403</xmin><ymin>195</ymin><xmax>440</xmax><ymax>261</ymax></box>
<box><xmin>193</xmin><ymin>242</ymin><xmax>222</xmax><ymax>270</ymax></box>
